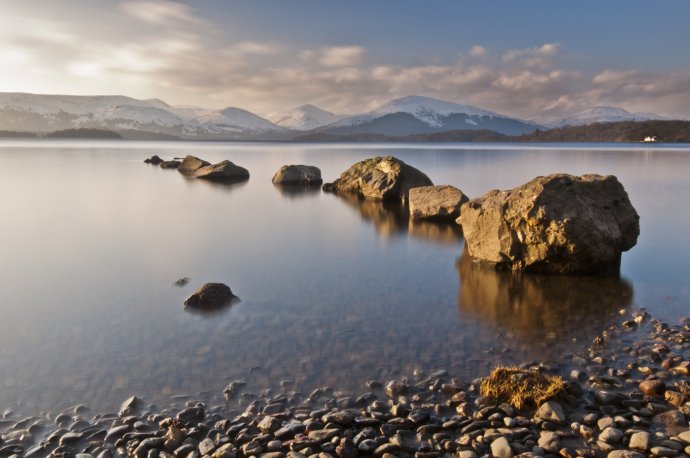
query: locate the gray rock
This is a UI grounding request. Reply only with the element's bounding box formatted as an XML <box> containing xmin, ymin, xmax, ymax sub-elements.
<box><xmin>198</xmin><ymin>438</ymin><xmax>216</xmax><ymax>455</ymax></box>
<box><xmin>607</xmin><ymin>451</ymin><xmax>644</xmax><ymax>458</ymax></box>
<box><xmin>490</xmin><ymin>436</ymin><xmax>513</xmax><ymax>458</ymax></box>
<box><xmin>650</xmin><ymin>446</ymin><xmax>679</xmax><ymax>456</ymax></box>
<box><xmin>257</xmin><ymin>416</ymin><xmax>282</xmax><ymax>433</ymax></box>
<box><xmin>599</xmin><ymin>427</ymin><xmax>624</xmax><ymax>444</ymax></box>
<box><xmin>455</xmin><ymin>451</ymin><xmax>478</xmax><ymax>458</ymax></box>
<box><xmin>272</xmin><ymin>165</ymin><xmax>322</xmax><ymax>185</ymax></box>
<box><xmin>677</xmin><ymin>431</ymin><xmax>690</xmax><ymax>443</ymax></box>
<box><xmin>194</xmin><ymin>160</ymin><xmax>250</xmax><ymax>182</ymax></box>
<box><xmin>184</xmin><ymin>283</ymin><xmax>236</xmax><ymax>308</ymax></box>
<box><xmin>629</xmin><ymin>431</ymin><xmax>650</xmax><ymax>450</ymax></box>
<box><xmin>537</xmin><ymin>431</ymin><xmax>560</xmax><ymax>453</ymax></box>
<box><xmin>323</xmin><ymin>156</ymin><xmax>433</xmax><ymax>200</ymax></box>
<box><xmin>457</xmin><ymin>173</ymin><xmax>640</xmax><ymax>274</ymax></box>
<box><xmin>308</xmin><ymin>429</ymin><xmax>340</xmax><ymax>442</ymax></box>
<box><xmin>118</xmin><ymin>396</ymin><xmax>141</xmax><ymax>417</ymax></box>
<box><xmin>178</xmin><ymin>155</ymin><xmax>210</xmax><ymax>175</ymax></box>
<box><xmin>408</xmin><ymin>185</ymin><xmax>469</xmax><ymax>221</ymax></box>
<box><xmin>144</xmin><ymin>155</ymin><xmax>163</xmax><ymax>165</ymax></box>
<box><xmin>535</xmin><ymin>401</ymin><xmax>566</xmax><ymax>424</ymax></box>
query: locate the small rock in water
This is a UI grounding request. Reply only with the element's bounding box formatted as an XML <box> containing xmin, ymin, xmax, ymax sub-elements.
<box><xmin>173</xmin><ymin>277</ymin><xmax>190</xmax><ymax>287</ymax></box>
<box><xmin>184</xmin><ymin>283</ymin><xmax>236</xmax><ymax>308</ymax></box>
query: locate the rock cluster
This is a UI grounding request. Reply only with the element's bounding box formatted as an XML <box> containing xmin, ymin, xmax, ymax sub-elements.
<box><xmin>178</xmin><ymin>155</ymin><xmax>211</xmax><ymax>175</ymax></box>
<box><xmin>458</xmin><ymin>174</ymin><xmax>640</xmax><ymax>274</ymax></box>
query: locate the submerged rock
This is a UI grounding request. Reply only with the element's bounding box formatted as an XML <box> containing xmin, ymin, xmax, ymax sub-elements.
<box><xmin>194</xmin><ymin>160</ymin><xmax>250</xmax><ymax>182</ymax></box>
<box><xmin>184</xmin><ymin>283</ymin><xmax>236</xmax><ymax>308</ymax></box>
<box><xmin>323</xmin><ymin>156</ymin><xmax>433</xmax><ymax>200</ymax></box>
<box><xmin>144</xmin><ymin>155</ymin><xmax>163</xmax><ymax>165</ymax></box>
<box><xmin>159</xmin><ymin>160</ymin><xmax>181</xmax><ymax>169</ymax></box>
<box><xmin>408</xmin><ymin>185</ymin><xmax>469</xmax><ymax>221</ymax></box>
<box><xmin>177</xmin><ymin>155</ymin><xmax>210</xmax><ymax>175</ymax></box>
<box><xmin>272</xmin><ymin>165</ymin><xmax>322</xmax><ymax>185</ymax></box>
<box><xmin>457</xmin><ymin>173</ymin><xmax>640</xmax><ymax>274</ymax></box>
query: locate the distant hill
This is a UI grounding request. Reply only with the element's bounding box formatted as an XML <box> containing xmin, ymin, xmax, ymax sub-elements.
<box><xmin>531</xmin><ymin>106</ymin><xmax>668</xmax><ymax>128</ymax></box>
<box><xmin>317</xmin><ymin>95</ymin><xmax>538</xmax><ymax>136</ymax></box>
<box><xmin>45</xmin><ymin>128</ymin><xmax>122</xmax><ymax>139</ymax></box>
<box><xmin>267</xmin><ymin>104</ymin><xmax>344</xmax><ymax>130</ymax></box>
<box><xmin>516</xmin><ymin>120</ymin><xmax>690</xmax><ymax>143</ymax></box>
<box><xmin>0</xmin><ymin>130</ymin><xmax>37</xmax><ymax>138</ymax></box>
<box><xmin>0</xmin><ymin>92</ymin><xmax>289</xmax><ymax>140</ymax></box>
<box><xmin>294</xmin><ymin>129</ymin><xmax>507</xmax><ymax>142</ymax></box>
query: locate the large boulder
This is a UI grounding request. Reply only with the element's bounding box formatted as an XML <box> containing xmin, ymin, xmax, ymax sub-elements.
<box><xmin>184</xmin><ymin>283</ymin><xmax>236</xmax><ymax>308</ymax></box>
<box><xmin>194</xmin><ymin>160</ymin><xmax>249</xmax><ymax>182</ymax></box>
<box><xmin>178</xmin><ymin>155</ymin><xmax>211</xmax><ymax>175</ymax></box>
<box><xmin>409</xmin><ymin>185</ymin><xmax>469</xmax><ymax>221</ymax></box>
<box><xmin>457</xmin><ymin>174</ymin><xmax>640</xmax><ymax>274</ymax></box>
<box><xmin>323</xmin><ymin>156</ymin><xmax>432</xmax><ymax>200</ymax></box>
<box><xmin>272</xmin><ymin>165</ymin><xmax>322</xmax><ymax>185</ymax></box>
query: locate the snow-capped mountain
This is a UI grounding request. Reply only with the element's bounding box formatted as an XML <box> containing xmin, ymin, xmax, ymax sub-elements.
<box><xmin>316</xmin><ymin>95</ymin><xmax>538</xmax><ymax>136</ymax></box>
<box><xmin>268</xmin><ymin>104</ymin><xmax>344</xmax><ymax>131</ymax></box>
<box><xmin>0</xmin><ymin>92</ymin><xmax>288</xmax><ymax>139</ymax></box>
<box><xmin>533</xmin><ymin>106</ymin><xmax>668</xmax><ymax>128</ymax></box>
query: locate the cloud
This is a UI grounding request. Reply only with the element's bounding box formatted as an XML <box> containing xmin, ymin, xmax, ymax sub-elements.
<box><xmin>317</xmin><ymin>46</ymin><xmax>367</xmax><ymax>67</ymax></box>
<box><xmin>502</xmin><ymin>43</ymin><xmax>561</xmax><ymax>68</ymax></box>
<box><xmin>468</xmin><ymin>45</ymin><xmax>487</xmax><ymax>58</ymax></box>
<box><xmin>118</xmin><ymin>0</ymin><xmax>204</xmax><ymax>25</ymax></box>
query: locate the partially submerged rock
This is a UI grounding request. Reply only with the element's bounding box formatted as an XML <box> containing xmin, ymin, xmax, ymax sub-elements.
<box><xmin>323</xmin><ymin>156</ymin><xmax>433</xmax><ymax>200</ymax></box>
<box><xmin>159</xmin><ymin>160</ymin><xmax>181</xmax><ymax>169</ymax></box>
<box><xmin>457</xmin><ymin>173</ymin><xmax>640</xmax><ymax>274</ymax></box>
<box><xmin>408</xmin><ymin>185</ymin><xmax>469</xmax><ymax>221</ymax></box>
<box><xmin>272</xmin><ymin>165</ymin><xmax>322</xmax><ymax>185</ymax></box>
<box><xmin>184</xmin><ymin>283</ymin><xmax>236</xmax><ymax>308</ymax></box>
<box><xmin>194</xmin><ymin>160</ymin><xmax>249</xmax><ymax>182</ymax></box>
<box><xmin>144</xmin><ymin>155</ymin><xmax>163</xmax><ymax>165</ymax></box>
<box><xmin>177</xmin><ymin>155</ymin><xmax>210</xmax><ymax>175</ymax></box>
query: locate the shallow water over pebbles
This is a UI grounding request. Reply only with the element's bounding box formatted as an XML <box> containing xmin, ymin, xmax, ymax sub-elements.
<box><xmin>1</xmin><ymin>140</ymin><xmax>689</xmax><ymax>416</ymax></box>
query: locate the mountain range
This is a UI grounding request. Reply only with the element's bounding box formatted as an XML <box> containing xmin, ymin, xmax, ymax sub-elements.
<box><xmin>0</xmin><ymin>91</ymin><xmax>674</xmax><ymax>140</ymax></box>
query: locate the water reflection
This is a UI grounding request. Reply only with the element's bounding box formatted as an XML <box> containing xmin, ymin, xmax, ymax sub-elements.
<box><xmin>331</xmin><ymin>192</ymin><xmax>463</xmax><ymax>244</ymax></box>
<box><xmin>183</xmin><ymin>297</ymin><xmax>241</xmax><ymax>317</ymax></box>
<box><xmin>457</xmin><ymin>246</ymin><xmax>633</xmax><ymax>342</ymax></box>
<box><xmin>273</xmin><ymin>183</ymin><xmax>321</xmax><ymax>199</ymax></box>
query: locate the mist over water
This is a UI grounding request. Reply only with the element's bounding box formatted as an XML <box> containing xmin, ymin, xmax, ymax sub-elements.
<box><xmin>1</xmin><ymin>140</ymin><xmax>689</xmax><ymax>416</ymax></box>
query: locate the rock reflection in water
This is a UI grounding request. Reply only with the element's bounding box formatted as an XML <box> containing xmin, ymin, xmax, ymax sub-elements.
<box><xmin>183</xmin><ymin>297</ymin><xmax>241</xmax><ymax>317</ymax></box>
<box><xmin>457</xmin><ymin>246</ymin><xmax>633</xmax><ymax>346</ymax></box>
<box><xmin>273</xmin><ymin>183</ymin><xmax>321</xmax><ymax>199</ymax></box>
<box><xmin>332</xmin><ymin>192</ymin><xmax>463</xmax><ymax>244</ymax></box>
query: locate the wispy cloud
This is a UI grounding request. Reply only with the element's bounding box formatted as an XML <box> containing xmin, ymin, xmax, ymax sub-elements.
<box><xmin>118</xmin><ymin>0</ymin><xmax>204</xmax><ymax>26</ymax></box>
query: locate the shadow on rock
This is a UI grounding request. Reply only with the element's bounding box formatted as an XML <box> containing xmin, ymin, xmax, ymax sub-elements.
<box><xmin>273</xmin><ymin>183</ymin><xmax>322</xmax><ymax>199</ymax></box>
<box><xmin>457</xmin><ymin>245</ymin><xmax>633</xmax><ymax>342</ymax></box>
<box><xmin>331</xmin><ymin>192</ymin><xmax>462</xmax><ymax>244</ymax></box>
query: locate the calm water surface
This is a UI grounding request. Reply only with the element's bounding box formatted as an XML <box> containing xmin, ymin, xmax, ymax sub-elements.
<box><xmin>1</xmin><ymin>140</ymin><xmax>689</xmax><ymax>415</ymax></box>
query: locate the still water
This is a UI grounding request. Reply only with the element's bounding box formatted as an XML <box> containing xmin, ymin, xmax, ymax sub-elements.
<box><xmin>0</xmin><ymin>140</ymin><xmax>689</xmax><ymax>415</ymax></box>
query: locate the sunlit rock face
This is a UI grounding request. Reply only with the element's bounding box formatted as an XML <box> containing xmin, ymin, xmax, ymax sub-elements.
<box><xmin>458</xmin><ymin>173</ymin><xmax>640</xmax><ymax>274</ymax></box>
<box><xmin>323</xmin><ymin>156</ymin><xmax>433</xmax><ymax>201</ymax></box>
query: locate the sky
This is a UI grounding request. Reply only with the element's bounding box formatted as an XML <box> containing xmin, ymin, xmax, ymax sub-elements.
<box><xmin>1</xmin><ymin>0</ymin><xmax>690</xmax><ymax>119</ymax></box>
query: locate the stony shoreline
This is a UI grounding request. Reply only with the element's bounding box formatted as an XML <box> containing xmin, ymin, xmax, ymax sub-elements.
<box><xmin>2</xmin><ymin>309</ymin><xmax>690</xmax><ymax>458</ymax></box>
